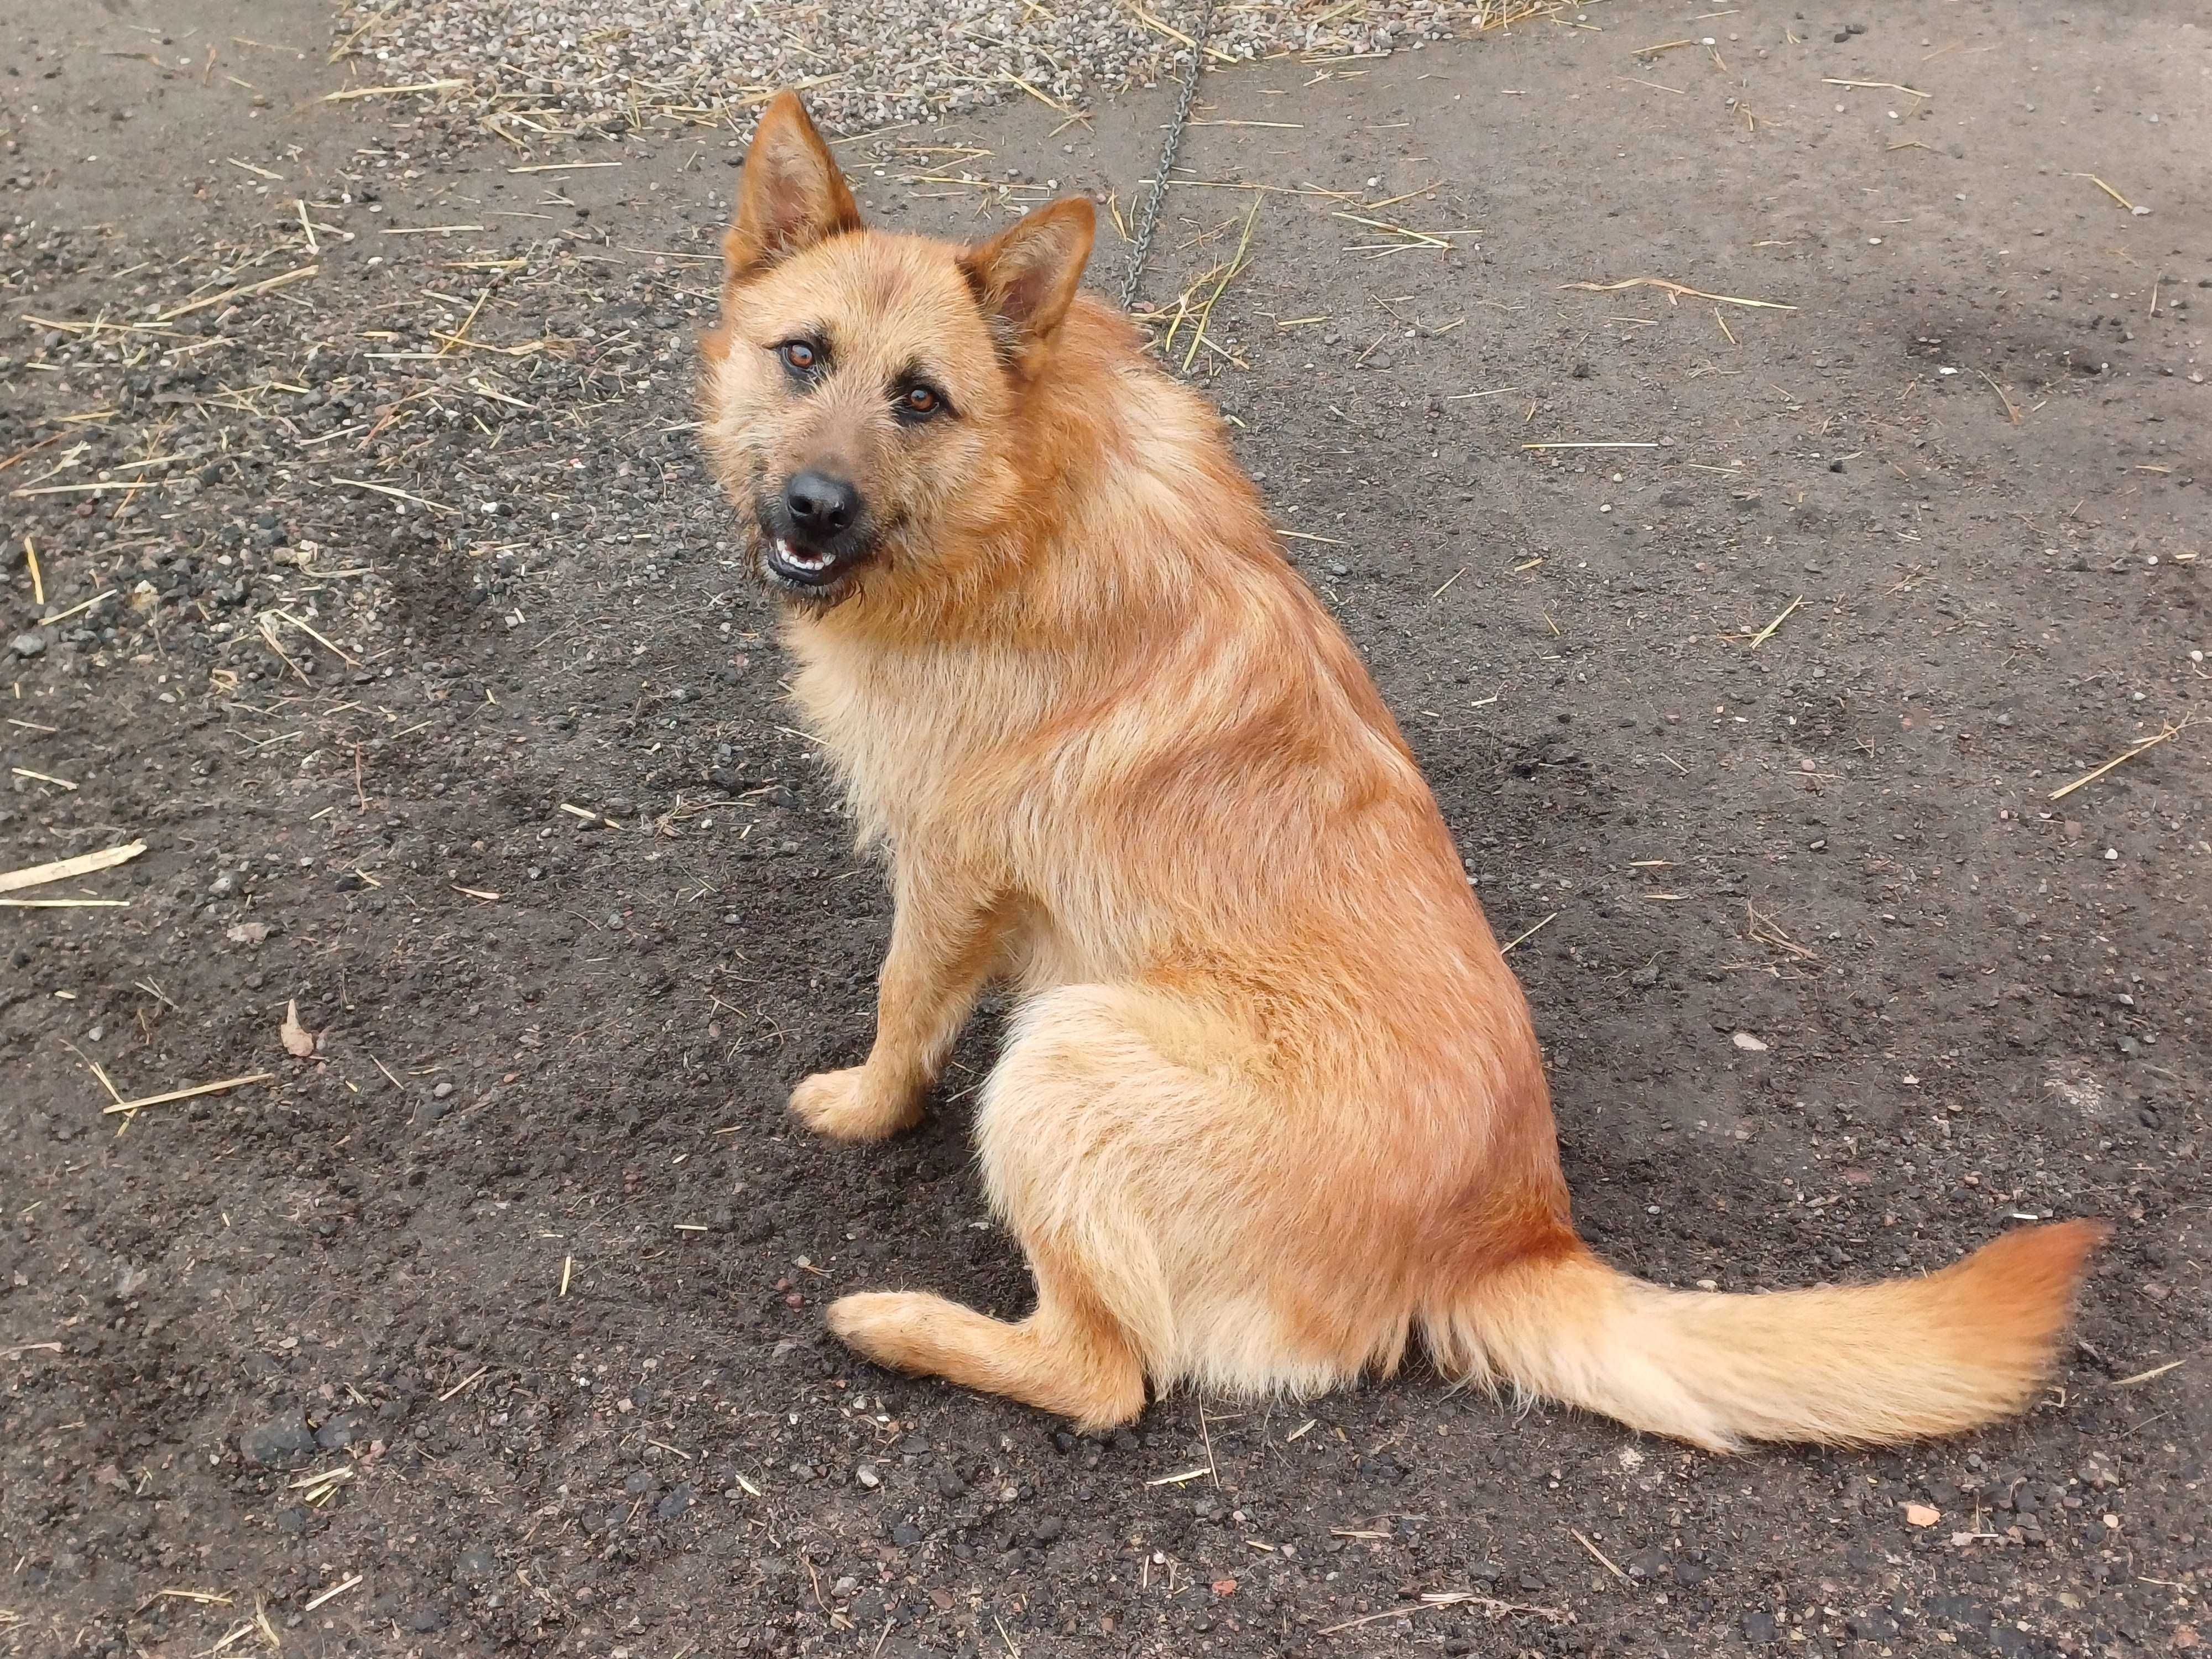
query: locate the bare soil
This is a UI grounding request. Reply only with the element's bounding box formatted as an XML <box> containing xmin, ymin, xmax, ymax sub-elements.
<box><xmin>2</xmin><ymin>1</ymin><xmax>2206</xmax><ymax>1656</ymax></box>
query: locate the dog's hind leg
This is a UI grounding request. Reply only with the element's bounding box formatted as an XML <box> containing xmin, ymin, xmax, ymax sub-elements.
<box><xmin>825</xmin><ymin>984</ymin><xmax>1200</xmax><ymax>1428</ymax></box>
<box><xmin>828</xmin><ymin>1243</ymin><xmax>1146</xmax><ymax>1431</ymax></box>
<box><xmin>827</xmin><ymin>983</ymin><xmax>1365</xmax><ymax>1425</ymax></box>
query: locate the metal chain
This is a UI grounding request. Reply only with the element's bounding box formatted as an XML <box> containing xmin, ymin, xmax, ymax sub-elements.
<box><xmin>1116</xmin><ymin>0</ymin><xmax>1218</xmax><ymax>313</ymax></box>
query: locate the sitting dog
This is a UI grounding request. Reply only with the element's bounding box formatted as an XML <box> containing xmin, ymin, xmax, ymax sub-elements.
<box><xmin>698</xmin><ymin>91</ymin><xmax>2103</xmax><ymax>1448</ymax></box>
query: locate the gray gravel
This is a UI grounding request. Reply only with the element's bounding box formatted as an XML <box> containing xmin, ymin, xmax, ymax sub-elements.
<box><xmin>329</xmin><ymin>0</ymin><xmax>1516</xmax><ymax>138</ymax></box>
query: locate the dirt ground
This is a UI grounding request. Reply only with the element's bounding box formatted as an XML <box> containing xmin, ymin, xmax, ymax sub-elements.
<box><xmin>3</xmin><ymin>0</ymin><xmax>2208</xmax><ymax>1655</ymax></box>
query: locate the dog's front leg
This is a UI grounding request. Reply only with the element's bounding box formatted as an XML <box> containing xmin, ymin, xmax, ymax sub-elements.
<box><xmin>790</xmin><ymin>855</ymin><xmax>1009</xmax><ymax>1141</ymax></box>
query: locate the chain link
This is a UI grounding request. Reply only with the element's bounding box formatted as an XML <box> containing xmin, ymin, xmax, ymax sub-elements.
<box><xmin>1115</xmin><ymin>0</ymin><xmax>1218</xmax><ymax>314</ymax></box>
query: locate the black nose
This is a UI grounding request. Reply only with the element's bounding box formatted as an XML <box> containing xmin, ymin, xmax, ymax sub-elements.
<box><xmin>783</xmin><ymin>469</ymin><xmax>860</xmax><ymax>542</ymax></box>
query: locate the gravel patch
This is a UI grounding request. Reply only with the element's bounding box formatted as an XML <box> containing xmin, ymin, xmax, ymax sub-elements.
<box><xmin>328</xmin><ymin>0</ymin><xmax>1546</xmax><ymax>139</ymax></box>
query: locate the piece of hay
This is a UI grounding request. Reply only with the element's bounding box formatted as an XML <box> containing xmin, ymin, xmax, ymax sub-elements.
<box><xmin>0</xmin><ymin>841</ymin><xmax>146</xmax><ymax>894</ymax></box>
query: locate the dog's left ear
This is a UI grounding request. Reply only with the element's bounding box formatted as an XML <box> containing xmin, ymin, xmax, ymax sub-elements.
<box><xmin>724</xmin><ymin>91</ymin><xmax>862</xmax><ymax>294</ymax></box>
<box><xmin>960</xmin><ymin>197</ymin><xmax>1095</xmax><ymax>362</ymax></box>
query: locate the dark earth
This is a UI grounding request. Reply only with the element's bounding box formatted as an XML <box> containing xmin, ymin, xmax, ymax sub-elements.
<box><xmin>3</xmin><ymin>0</ymin><xmax>2207</xmax><ymax>1655</ymax></box>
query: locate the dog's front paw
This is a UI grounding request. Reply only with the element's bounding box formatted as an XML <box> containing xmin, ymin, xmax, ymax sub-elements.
<box><xmin>789</xmin><ymin>1066</ymin><xmax>923</xmax><ymax>1141</ymax></box>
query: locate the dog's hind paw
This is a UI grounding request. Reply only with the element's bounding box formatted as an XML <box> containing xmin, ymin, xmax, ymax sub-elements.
<box><xmin>825</xmin><ymin>1290</ymin><xmax>948</xmax><ymax>1368</ymax></box>
<box><xmin>789</xmin><ymin>1065</ymin><xmax>924</xmax><ymax>1141</ymax></box>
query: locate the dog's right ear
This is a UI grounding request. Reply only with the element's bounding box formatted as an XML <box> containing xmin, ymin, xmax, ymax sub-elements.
<box><xmin>724</xmin><ymin>92</ymin><xmax>862</xmax><ymax>295</ymax></box>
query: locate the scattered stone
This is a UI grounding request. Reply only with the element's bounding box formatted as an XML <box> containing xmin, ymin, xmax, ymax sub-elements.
<box><xmin>239</xmin><ymin>1406</ymin><xmax>317</xmax><ymax>1468</ymax></box>
<box><xmin>1851</xmin><ymin>1610</ymin><xmax>1901</xmax><ymax>1641</ymax></box>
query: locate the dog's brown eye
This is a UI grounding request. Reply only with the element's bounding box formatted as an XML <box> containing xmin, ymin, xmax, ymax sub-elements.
<box><xmin>779</xmin><ymin>340</ymin><xmax>817</xmax><ymax>372</ymax></box>
<box><xmin>902</xmin><ymin>385</ymin><xmax>939</xmax><ymax>415</ymax></box>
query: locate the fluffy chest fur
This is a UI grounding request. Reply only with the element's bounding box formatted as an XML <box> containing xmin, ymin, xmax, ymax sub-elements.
<box><xmin>786</xmin><ymin>628</ymin><xmax>1047</xmax><ymax>852</ymax></box>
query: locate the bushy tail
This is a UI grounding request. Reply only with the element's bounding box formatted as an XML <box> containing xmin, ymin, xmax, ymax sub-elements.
<box><xmin>1427</xmin><ymin>1220</ymin><xmax>2106</xmax><ymax>1451</ymax></box>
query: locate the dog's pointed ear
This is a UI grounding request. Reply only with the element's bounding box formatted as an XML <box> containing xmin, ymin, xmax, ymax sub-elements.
<box><xmin>724</xmin><ymin>92</ymin><xmax>862</xmax><ymax>291</ymax></box>
<box><xmin>959</xmin><ymin>197</ymin><xmax>1095</xmax><ymax>361</ymax></box>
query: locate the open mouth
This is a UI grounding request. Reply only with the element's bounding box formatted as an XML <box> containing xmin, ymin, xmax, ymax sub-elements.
<box><xmin>761</xmin><ymin>535</ymin><xmax>868</xmax><ymax>596</ymax></box>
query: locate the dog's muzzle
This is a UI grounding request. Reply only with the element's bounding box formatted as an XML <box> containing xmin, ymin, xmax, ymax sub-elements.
<box><xmin>761</xmin><ymin>468</ymin><xmax>873</xmax><ymax>596</ymax></box>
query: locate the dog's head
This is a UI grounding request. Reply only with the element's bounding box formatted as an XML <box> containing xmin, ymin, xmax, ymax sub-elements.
<box><xmin>700</xmin><ymin>92</ymin><xmax>1095</xmax><ymax>614</ymax></box>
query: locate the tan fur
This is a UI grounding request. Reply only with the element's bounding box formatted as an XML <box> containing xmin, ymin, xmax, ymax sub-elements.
<box><xmin>698</xmin><ymin>92</ymin><xmax>2108</xmax><ymax>1447</ymax></box>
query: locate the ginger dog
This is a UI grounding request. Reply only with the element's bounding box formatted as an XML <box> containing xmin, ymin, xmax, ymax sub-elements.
<box><xmin>699</xmin><ymin>91</ymin><xmax>2104</xmax><ymax>1449</ymax></box>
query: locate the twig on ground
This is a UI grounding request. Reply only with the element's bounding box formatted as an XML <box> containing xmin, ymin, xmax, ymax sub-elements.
<box><xmin>1746</xmin><ymin>595</ymin><xmax>1803</xmax><ymax>649</ymax></box>
<box><xmin>100</xmin><ymin>1073</ymin><xmax>275</xmax><ymax>1115</ymax></box>
<box><xmin>0</xmin><ymin>841</ymin><xmax>146</xmax><ymax>894</ymax></box>
<box><xmin>1562</xmin><ymin>277</ymin><xmax>1796</xmax><ymax>312</ymax></box>
<box><xmin>2047</xmin><ymin>717</ymin><xmax>2199</xmax><ymax>802</ymax></box>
